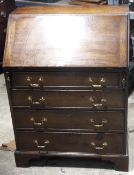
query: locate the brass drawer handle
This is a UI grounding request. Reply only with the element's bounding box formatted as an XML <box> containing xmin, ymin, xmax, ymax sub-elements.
<box><xmin>33</xmin><ymin>140</ymin><xmax>50</xmax><ymax>149</ymax></box>
<box><xmin>90</xmin><ymin>118</ymin><xmax>107</xmax><ymax>128</ymax></box>
<box><xmin>89</xmin><ymin>97</ymin><xmax>107</xmax><ymax>108</ymax></box>
<box><xmin>93</xmin><ymin>103</ymin><xmax>103</xmax><ymax>108</ymax></box>
<box><xmin>30</xmin><ymin>117</ymin><xmax>47</xmax><ymax>126</ymax></box>
<box><xmin>91</xmin><ymin>142</ymin><xmax>108</xmax><ymax>150</ymax></box>
<box><xmin>26</xmin><ymin>76</ymin><xmax>43</xmax><ymax>88</ymax></box>
<box><xmin>89</xmin><ymin>77</ymin><xmax>106</xmax><ymax>88</ymax></box>
<box><xmin>28</xmin><ymin>96</ymin><xmax>46</xmax><ymax>105</ymax></box>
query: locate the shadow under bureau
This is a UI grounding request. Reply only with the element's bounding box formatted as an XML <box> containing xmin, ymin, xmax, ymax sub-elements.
<box><xmin>3</xmin><ymin>6</ymin><xmax>129</xmax><ymax>171</ymax></box>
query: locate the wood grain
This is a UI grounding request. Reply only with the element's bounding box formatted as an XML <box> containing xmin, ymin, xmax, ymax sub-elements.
<box><xmin>16</xmin><ymin>131</ymin><xmax>124</xmax><ymax>154</ymax></box>
<box><xmin>14</xmin><ymin>109</ymin><xmax>124</xmax><ymax>131</ymax></box>
<box><xmin>10</xmin><ymin>71</ymin><xmax>123</xmax><ymax>88</ymax></box>
<box><xmin>12</xmin><ymin>5</ymin><xmax>129</xmax><ymax>15</ymax></box>
<box><xmin>4</xmin><ymin>6</ymin><xmax>129</xmax><ymax>171</ymax></box>
<box><xmin>11</xmin><ymin>89</ymin><xmax>125</xmax><ymax>108</ymax></box>
<box><xmin>3</xmin><ymin>6</ymin><xmax>129</xmax><ymax>68</ymax></box>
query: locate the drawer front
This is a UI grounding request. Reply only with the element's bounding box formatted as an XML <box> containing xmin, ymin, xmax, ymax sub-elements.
<box><xmin>11</xmin><ymin>90</ymin><xmax>125</xmax><ymax>109</ymax></box>
<box><xmin>14</xmin><ymin>109</ymin><xmax>124</xmax><ymax>131</ymax></box>
<box><xmin>10</xmin><ymin>71</ymin><xmax>124</xmax><ymax>89</ymax></box>
<box><xmin>16</xmin><ymin>132</ymin><xmax>124</xmax><ymax>154</ymax></box>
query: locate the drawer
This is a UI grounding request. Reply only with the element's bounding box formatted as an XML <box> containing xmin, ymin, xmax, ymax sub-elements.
<box><xmin>10</xmin><ymin>71</ymin><xmax>124</xmax><ymax>89</ymax></box>
<box><xmin>16</xmin><ymin>132</ymin><xmax>124</xmax><ymax>154</ymax></box>
<box><xmin>14</xmin><ymin>109</ymin><xmax>124</xmax><ymax>131</ymax></box>
<box><xmin>11</xmin><ymin>89</ymin><xmax>125</xmax><ymax>109</ymax></box>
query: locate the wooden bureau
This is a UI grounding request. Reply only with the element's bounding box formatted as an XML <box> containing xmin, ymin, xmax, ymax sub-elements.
<box><xmin>3</xmin><ymin>6</ymin><xmax>129</xmax><ymax>171</ymax></box>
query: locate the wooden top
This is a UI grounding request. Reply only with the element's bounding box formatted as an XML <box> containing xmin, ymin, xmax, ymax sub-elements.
<box><xmin>12</xmin><ymin>5</ymin><xmax>129</xmax><ymax>14</ymax></box>
<box><xmin>3</xmin><ymin>6</ymin><xmax>129</xmax><ymax>68</ymax></box>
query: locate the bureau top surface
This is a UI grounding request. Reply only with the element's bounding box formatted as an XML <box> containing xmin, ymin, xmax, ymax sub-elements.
<box><xmin>3</xmin><ymin>6</ymin><xmax>129</xmax><ymax>68</ymax></box>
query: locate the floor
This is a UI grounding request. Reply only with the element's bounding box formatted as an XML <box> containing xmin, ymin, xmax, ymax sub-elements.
<box><xmin>0</xmin><ymin>73</ymin><xmax>134</xmax><ymax>175</ymax></box>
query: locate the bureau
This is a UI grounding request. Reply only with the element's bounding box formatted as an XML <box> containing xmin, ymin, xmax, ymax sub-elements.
<box><xmin>0</xmin><ymin>0</ymin><xmax>15</xmax><ymax>71</ymax></box>
<box><xmin>3</xmin><ymin>6</ymin><xmax>129</xmax><ymax>171</ymax></box>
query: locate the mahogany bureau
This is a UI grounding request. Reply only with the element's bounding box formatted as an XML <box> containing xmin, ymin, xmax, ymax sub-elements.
<box><xmin>3</xmin><ymin>6</ymin><xmax>129</xmax><ymax>171</ymax></box>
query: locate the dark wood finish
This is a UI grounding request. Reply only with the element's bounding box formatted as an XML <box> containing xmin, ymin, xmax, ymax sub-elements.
<box><xmin>3</xmin><ymin>6</ymin><xmax>129</xmax><ymax>171</ymax></box>
<box><xmin>15</xmin><ymin>151</ymin><xmax>40</xmax><ymax>167</ymax></box>
<box><xmin>0</xmin><ymin>21</ymin><xmax>6</xmax><ymax>65</ymax></box>
<box><xmin>0</xmin><ymin>20</ymin><xmax>6</xmax><ymax>69</ymax></box>
<box><xmin>14</xmin><ymin>151</ymin><xmax>129</xmax><ymax>170</ymax></box>
<box><xmin>0</xmin><ymin>0</ymin><xmax>15</xmax><ymax>70</ymax></box>
<box><xmin>10</xmin><ymin>71</ymin><xmax>124</xmax><ymax>89</ymax></box>
<box><xmin>16</xmin><ymin>131</ymin><xmax>124</xmax><ymax>154</ymax></box>
<box><xmin>11</xmin><ymin>89</ymin><xmax>125</xmax><ymax>108</ymax></box>
<box><xmin>14</xmin><ymin>109</ymin><xmax>124</xmax><ymax>131</ymax></box>
<box><xmin>102</xmin><ymin>155</ymin><xmax>129</xmax><ymax>171</ymax></box>
<box><xmin>0</xmin><ymin>0</ymin><xmax>15</xmax><ymax>16</ymax></box>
